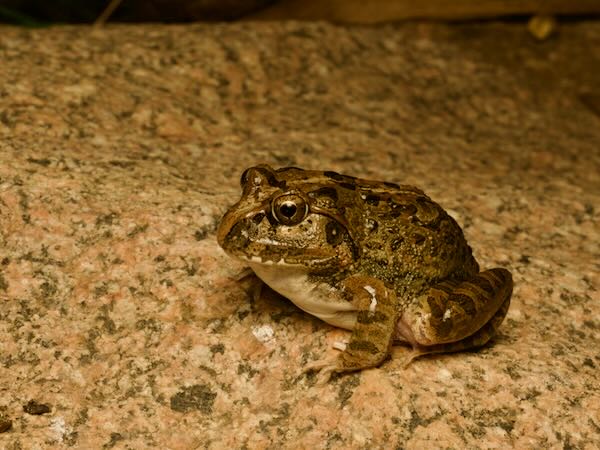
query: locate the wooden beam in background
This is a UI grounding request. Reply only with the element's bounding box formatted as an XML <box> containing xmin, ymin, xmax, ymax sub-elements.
<box><xmin>249</xmin><ymin>0</ymin><xmax>600</xmax><ymax>22</ymax></box>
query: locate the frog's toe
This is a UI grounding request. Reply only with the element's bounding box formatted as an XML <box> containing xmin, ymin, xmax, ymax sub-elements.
<box><xmin>302</xmin><ymin>358</ymin><xmax>339</xmax><ymax>385</ymax></box>
<box><xmin>393</xmin><ymin>344</ymin><xmax>439</xmax><ymax>367</ymax></box>
<box><xmin>399</xmin><ymin>349</ymin><xmax>424</xmax><ymax>368</ymax></box>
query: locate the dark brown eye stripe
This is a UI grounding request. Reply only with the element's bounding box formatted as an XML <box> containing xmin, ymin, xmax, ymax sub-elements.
<box><xmin>308</xmin><ymin>186</ymin><xmax>338</xmax><ymax>202</ymax></box>
<box><xmin>324</xmin><ymin>170</ymin><xmax>344</xmax><ymax>181</ymax></box>
<box><xmin>323</xmin><ymin>170</ymin><xmax>358</xmax><ymax>186</ymax></box>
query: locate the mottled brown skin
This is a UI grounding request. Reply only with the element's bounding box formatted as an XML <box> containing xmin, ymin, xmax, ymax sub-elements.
<box><xmin>218</xmin><ymin>165</ymin><xmax>513</xmax><ymax>382</ymax></box>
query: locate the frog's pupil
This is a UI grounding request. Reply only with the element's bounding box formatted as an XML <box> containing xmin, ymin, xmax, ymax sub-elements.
<box><xmin>280</xmin><ymin>202</ymin><xmax>297</xmax><ymax>218</ymax></box>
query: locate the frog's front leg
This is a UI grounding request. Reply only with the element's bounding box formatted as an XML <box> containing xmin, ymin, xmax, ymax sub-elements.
<box><xmin>396</xmin><ymin>268</ymin><xmax>513</xmax><ymax>361</ymax></box>
<box><xmin>304</xmin><ymin>276</ymin><xmax>398</xmax><ymax>384</ymax></box>
<box><xmin>235</xmin><ymin>268</ymin><xmax>264</xmax><ymax>301</ymax></box>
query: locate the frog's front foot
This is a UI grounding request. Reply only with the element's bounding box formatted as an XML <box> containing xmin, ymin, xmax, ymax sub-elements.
<box><xmin>301</xmin><ymin>340</ymin><xmax>349</xmax><ymax>384</ymax></box>
<box><xmin>234</xmin><ymin>269</ymin><xmax>264</xmax><ymax>301</ymax></box>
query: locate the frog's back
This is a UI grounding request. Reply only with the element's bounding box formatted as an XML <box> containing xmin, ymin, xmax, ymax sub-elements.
<box><xmin>275</xmin><ymin>167</ymin><xmax>479</xmax><ymax>291</ymax></box>
<box><xmin>352</xmin><ymin>185</ymin><xmax>480</xmax><ymax>294</ymax></box>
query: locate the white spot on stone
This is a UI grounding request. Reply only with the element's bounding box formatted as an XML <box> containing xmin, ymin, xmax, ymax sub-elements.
<box><xmin>443</xmin><ymin>309</ymin><xmax>452</xmax><ymax>320</ymax></box>
<box><xmin>364</xmin><ymin>285</ymin><xmax>377</xmax><ymax>315</ymax></box>
<box><xmin>50</xmin><ymin>417</ymin><xmax>71</xmax><ymax>443</ymax></box>
<box><xmin>332</xmin><ymin>341</ymin><xmax>347</xmax><ymax>351</ymax></box>
<box><xmin>438</xmin><ymin>368</ymin><xmax>452</xmax><ymax>381</ymax></box>
<box><xmin>252</xmin><ymin>325</ymin><xmax>274</xmax><ymax>343</ymax></box>
<box><xmin>508</xmin><ymin>308</ymin><xmax>522</xmax><ymax>320</ymax></box>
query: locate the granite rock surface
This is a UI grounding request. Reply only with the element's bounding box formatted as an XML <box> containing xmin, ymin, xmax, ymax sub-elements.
<box><xmin>0</xmin><ymin>21</ymin><xmax>599</xmax><ymax>449</ymax></box>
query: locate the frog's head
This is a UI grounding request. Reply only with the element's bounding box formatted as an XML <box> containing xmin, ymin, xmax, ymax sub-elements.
<box><xmin>217</xmin><ymin>164</ymin><xmax>359</xmax><ymax>272</ymax></box>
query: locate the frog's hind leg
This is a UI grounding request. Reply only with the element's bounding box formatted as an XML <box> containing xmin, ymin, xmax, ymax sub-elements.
<box><xmin>397</xmin><ymin>268</ymin><xmax>513</xmax><ymax>364</ymax></box>
<box><xmin>398</xmin><ymin>294</ymin><xmax>511</xmax><ymax>366</ymax></box>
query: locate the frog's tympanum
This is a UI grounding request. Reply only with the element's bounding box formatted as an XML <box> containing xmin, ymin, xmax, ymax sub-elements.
<box><xmin>217</xmin><ymin>165</ymin><xmax>513</xmax><ymax>382</ymax></box>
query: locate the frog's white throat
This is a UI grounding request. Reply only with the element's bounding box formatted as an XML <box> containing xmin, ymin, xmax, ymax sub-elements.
<box><xmin>246</xmin><ymin>261</ymin><xmax>357</xmax><ymax>330</ymax></box>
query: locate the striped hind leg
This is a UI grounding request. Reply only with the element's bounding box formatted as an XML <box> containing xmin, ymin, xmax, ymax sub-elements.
<box><xmin>396</xmin><ymin>268</ymin><xmax>513</xmax><ymax>363</ymax></box>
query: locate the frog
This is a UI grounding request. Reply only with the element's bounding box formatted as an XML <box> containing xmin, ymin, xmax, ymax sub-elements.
<box><xmin>217</xmin><ymin>164</ymin><xmax>513</xmax><ymax>383</ymax></box>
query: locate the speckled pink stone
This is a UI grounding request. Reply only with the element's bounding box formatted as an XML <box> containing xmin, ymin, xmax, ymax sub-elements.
<box><xmin>0</xmin><ymin>21</ymin><xmax>599</xmax><ymax>449</ymax></box>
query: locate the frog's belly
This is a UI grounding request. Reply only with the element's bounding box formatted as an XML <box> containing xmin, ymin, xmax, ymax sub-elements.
<box><xmin>247</xmin><ymin>262</ymin><xmax>358</xmax><ymax>330</ymax></box>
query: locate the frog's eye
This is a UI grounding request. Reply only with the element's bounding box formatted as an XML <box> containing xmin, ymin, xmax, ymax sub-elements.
<box><xmin>272</xmin><ymin>194</ymin><xmax>308</xmax><ymax>226</ymax></box>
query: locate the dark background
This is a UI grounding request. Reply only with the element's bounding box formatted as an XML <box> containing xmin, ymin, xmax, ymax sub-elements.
<box><xmin>0</xmin><ymin>0</ymin><xmax>599</xmax><ymax>25</ymax></box>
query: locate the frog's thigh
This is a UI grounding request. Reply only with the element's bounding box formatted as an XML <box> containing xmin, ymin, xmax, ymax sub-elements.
<box><xmin>397</xmin><ymin>294</ymin><xmax>511</xmax><ymax>364</ymax></box>
<box><xmin>399</xmin><ymin>268</ymin><xmax>513</xmax><ymax>347</ymax></box>
<box><xmin>337</xmin><ymin>276</ymin><xmax>399</xmax><ymax>371</ymax></box>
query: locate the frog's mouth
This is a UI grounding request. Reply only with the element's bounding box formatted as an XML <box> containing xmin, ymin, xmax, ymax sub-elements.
<box><xmin>228</xmin><ymin>244</ymin><xmax>340</xmax><ymax>268</ymax></box>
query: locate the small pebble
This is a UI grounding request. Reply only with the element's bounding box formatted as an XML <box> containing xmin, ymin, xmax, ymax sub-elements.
<box><xmin>0</xmin><ymin>416</ymin><xmax>12</xmax><ymax>433</ymax></box>
<box><xmin>23</xmin><ymin>400</ymin><xmax>51</xmax><ymax>415</ymax></box>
